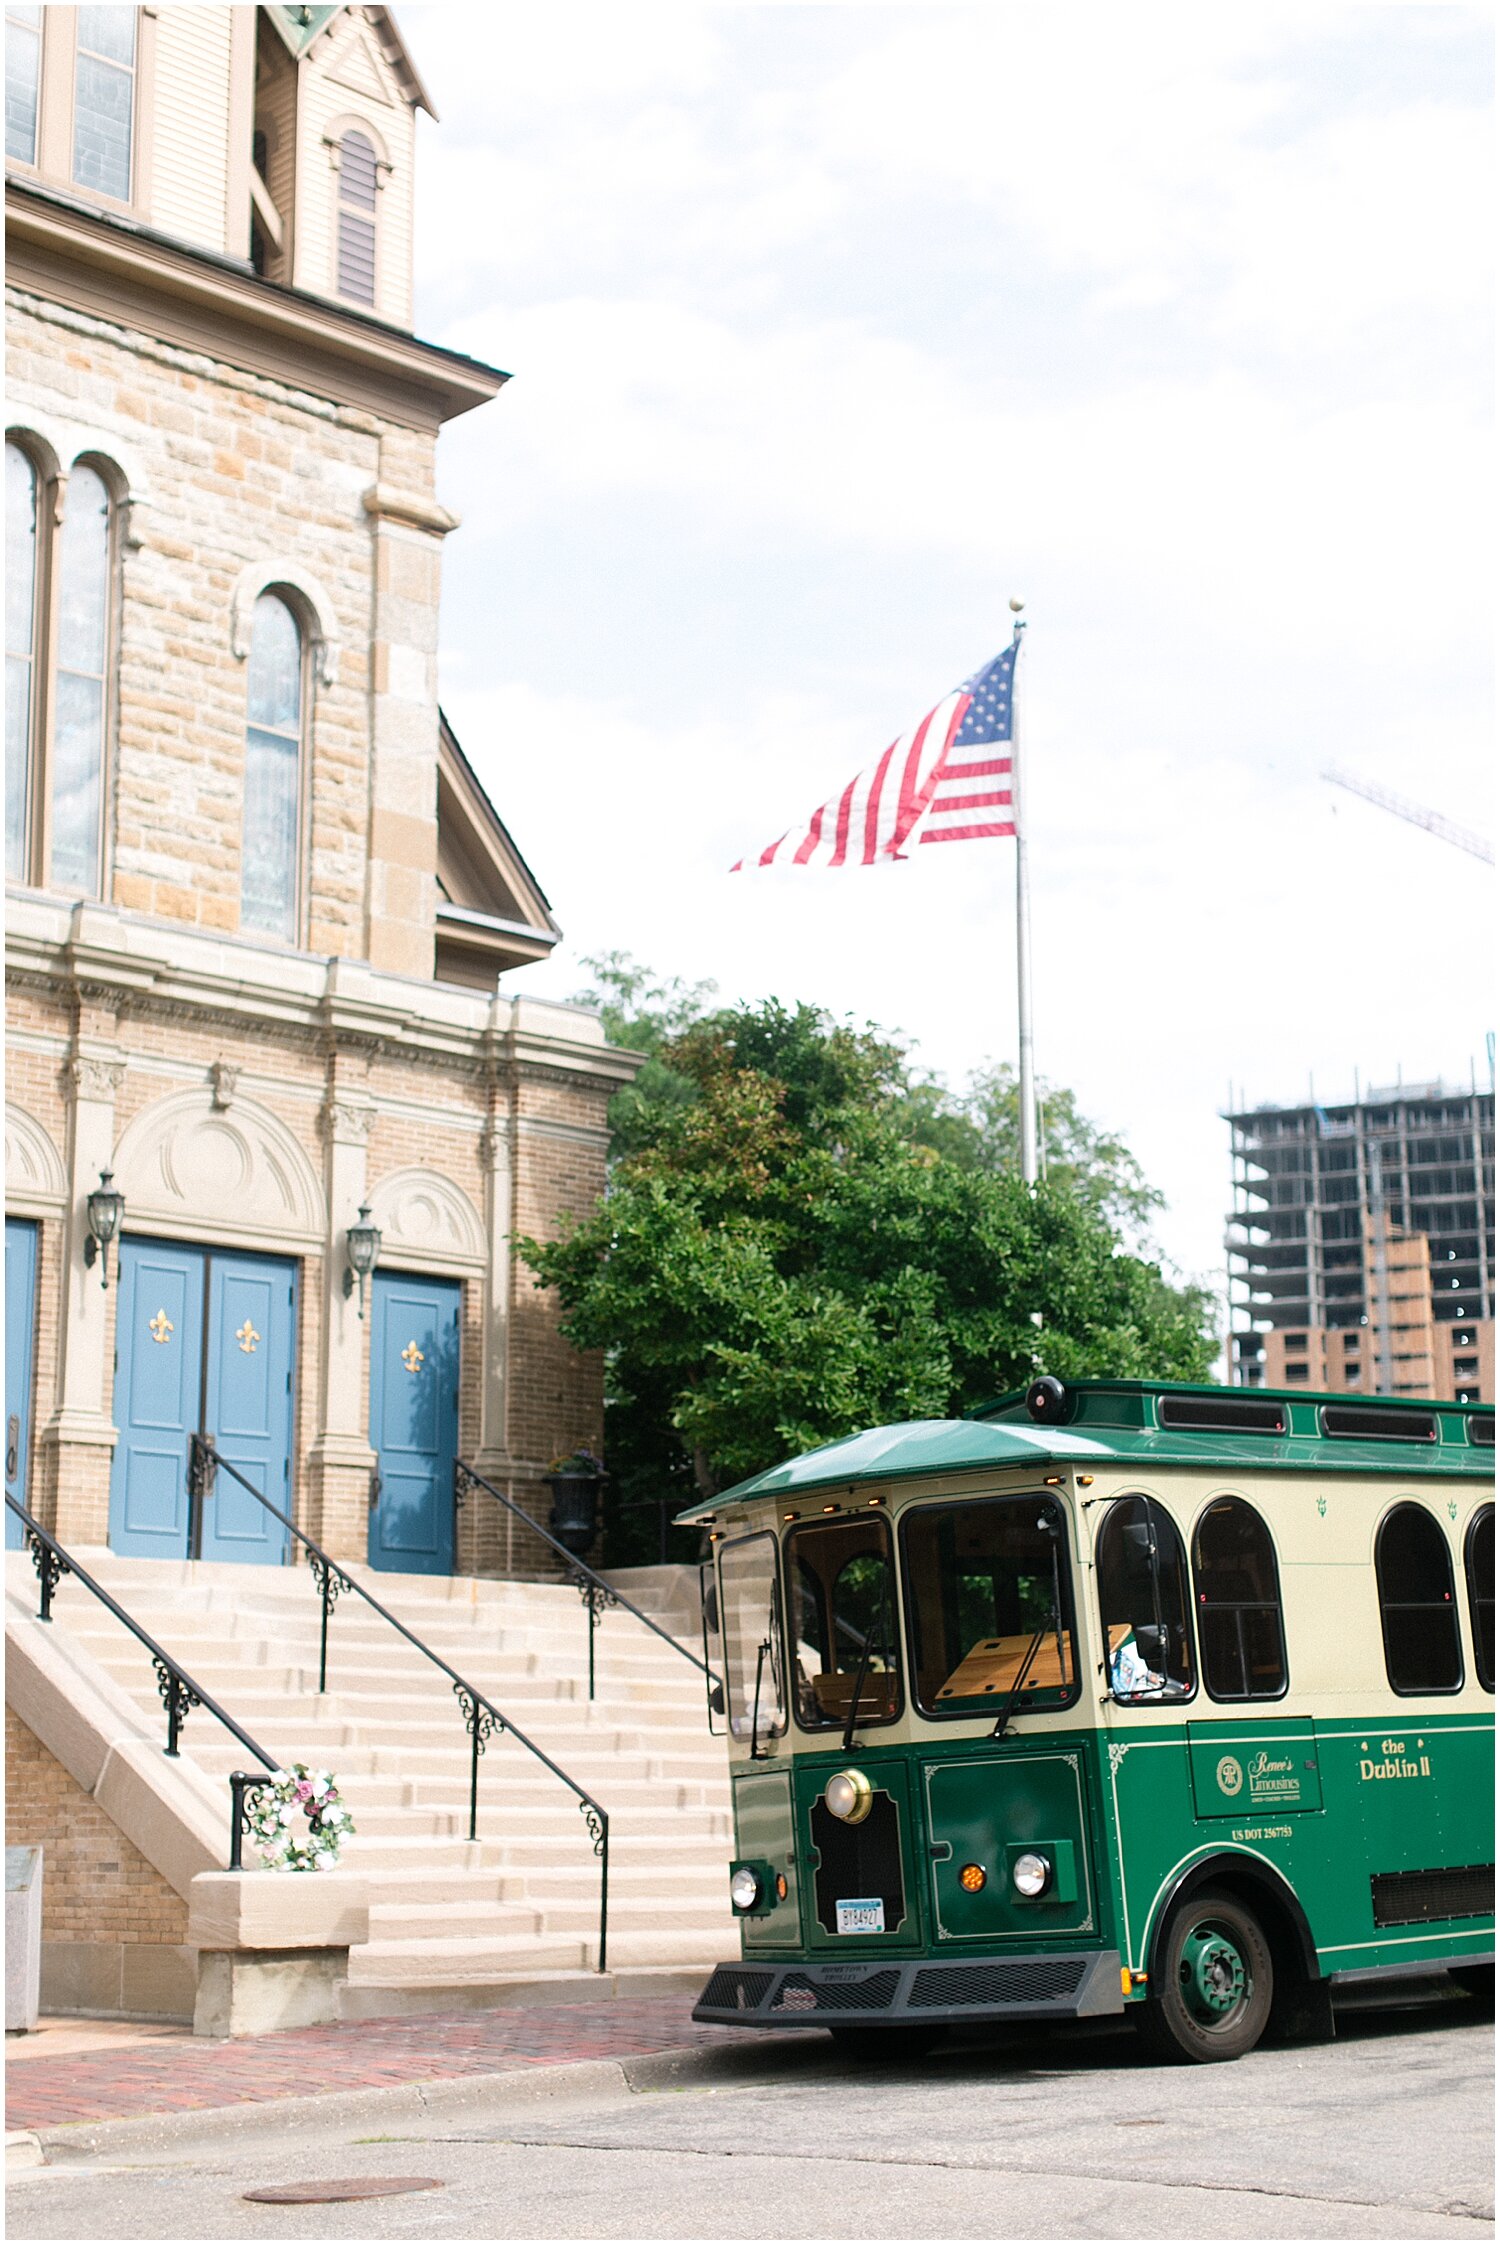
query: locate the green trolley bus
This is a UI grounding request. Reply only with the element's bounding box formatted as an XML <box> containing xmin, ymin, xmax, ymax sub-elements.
<box><xmin>683</xmin><ymin>1378</ymin><xmax>1495</xmax><ymax>2063</ymax></box>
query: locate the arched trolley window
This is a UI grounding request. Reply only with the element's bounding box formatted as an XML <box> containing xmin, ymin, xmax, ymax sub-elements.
<box><xmin>1192</xmin><ymin>1495</ymin><xmax>1287</xmax><ymax>1700</ymax></box>
<box><xmin>1465</xmin><ymin>1504</ymin><xmax>1494</xmax><ymax>1695</ymax></box>
<box><xmin>1375</xmin><ymin>1503</ymin><xmax>1463</xmax><ymax>1696</ymax></box>
<box><xmin>1097</xmin><ymin>1494</ymin><xmax>1195</xmax><ymax>1703</ymax></box>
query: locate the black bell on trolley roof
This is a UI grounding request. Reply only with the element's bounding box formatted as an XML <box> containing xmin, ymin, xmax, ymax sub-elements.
<box><xmin>1026</xmin><ymin>1375</ymin><xmax>1068</xmax><ymax>1425</ymax></box>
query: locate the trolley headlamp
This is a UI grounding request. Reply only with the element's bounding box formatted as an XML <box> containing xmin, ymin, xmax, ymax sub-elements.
<box><xmin>823</xmin><ymin>1769</ymin><xmax>874</xmax><ymax>1825</ymax></box>
<box><xmin>730</xmin><ymin>1866</ymin><xmax>762</xmax><ymax>1912</ymax></box>
<box><xmin>1012</xmin><ymin>1851</ymin><xmax>1051</xmax><ymax>1898</ymax></box>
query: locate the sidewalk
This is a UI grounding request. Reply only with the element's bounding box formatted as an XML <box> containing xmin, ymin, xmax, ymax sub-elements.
<box><xmin>5</xmin><ymin>1999</ymin><xmax>765</xmax><ymax>2135</ymax></box>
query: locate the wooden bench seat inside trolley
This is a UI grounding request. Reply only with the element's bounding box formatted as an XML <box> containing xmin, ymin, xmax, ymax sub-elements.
<box><xmin>936</xmin><ymin>1633</ymin><xmax>1076</xmax><ymax>1699</ymax></box>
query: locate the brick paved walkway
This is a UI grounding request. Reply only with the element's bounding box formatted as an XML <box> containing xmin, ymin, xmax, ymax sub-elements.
<box><xmin>6</xmin><ymin>2000</ymin><xmax>771</xmax><ymax>2133</ymax></box>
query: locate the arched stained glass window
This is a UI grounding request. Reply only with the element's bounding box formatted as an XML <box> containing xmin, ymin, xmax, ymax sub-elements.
<box><xmin>1193</xmin><ymin>1496</ymin><xmax>1287</xmax><ymax>1700</ymax></box>
<box><xmin>6</xmin><ymin>439</ymin><xmax>39</xmax><ymax>879</ymax></box>
<box><xmin>1375</xmin><ymin>1503</ymin><xmax>1462</xmax><ymax>1695</ymax></box>
<box><xmin>336</xmin><ymin>129</ymin><xmax>379</xmax><ymax>305</ymax></box>
<box><xmin>50</xmin><ymin>461</ymin><xmax>112</xmax><ymax>892</ymax></box>
<box><xmin>241</xmin><ymin>593</ymin><xmax>302</xmax><ymax>941</ymax></box>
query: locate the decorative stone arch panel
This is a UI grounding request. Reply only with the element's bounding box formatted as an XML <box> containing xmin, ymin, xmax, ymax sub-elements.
<box><xmin>366</xmin><ymin>1166</ymin><xmax>485</xmax><ymax>1274</ymax></box>
<box><xmin>111</xmin><ymin>1089</ymin><xmax>325</xmax><ymax>1251</ymax></box>
<box><xmin>230</xmin><ymin>561</ymin><xmax>339</xmax><ymax>687</ymax></box>
<box><xmin>5</xmin><ymin>1102</ymin><xmax>67</xmax><ymax>1216</ymax></box>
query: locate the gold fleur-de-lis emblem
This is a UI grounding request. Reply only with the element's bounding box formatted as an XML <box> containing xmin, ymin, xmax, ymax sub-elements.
<box><xmin>401</xmin><ymin>1339</ymin><xmax>425</xmax><ymax>1374</ymax></box>
<box><xmin>148</xmin><ymin>1309</ymin><xmax>174</xmax><ymax>1345</ymax></box>
<box><xmin>236</xmin><ymin>1319</ymin><xmax>261</xmax><ymax>1355</ymax></box>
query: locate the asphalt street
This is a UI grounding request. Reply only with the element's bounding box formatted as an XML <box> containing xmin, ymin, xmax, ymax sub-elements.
<box><xmin>8</xmin><ymin>1983</ymin><xmax>1492</xmax><ymax>2241</ymax></box>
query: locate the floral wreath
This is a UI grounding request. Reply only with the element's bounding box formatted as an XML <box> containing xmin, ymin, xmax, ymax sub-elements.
<box><xmin>245</xmin><ymin>1765</ymin><xmax>354</xmax><ymax>1872</ymax></box>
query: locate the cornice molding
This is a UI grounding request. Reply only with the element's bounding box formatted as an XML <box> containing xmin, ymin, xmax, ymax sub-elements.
<box><xmin>363</xmin><ymin>483</ymin><xmax>459</xmax><ymax>536</ymax></box>
<box><xmin>5</xmin><ymin>181</ymin><xmax>508</xmax><ymax>433</ymax></box>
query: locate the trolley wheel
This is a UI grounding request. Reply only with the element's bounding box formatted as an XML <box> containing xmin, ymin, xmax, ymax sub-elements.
<box><xmin>1134</xmin><ymin>1888</ymin><xmax>1273</xmax><ymax>2065</ymax></box>
<box><xmin>825</xmin><ymin>2023</ymin><xmax>945</xmax><ymax>2061</ymax></box>
<box><xmin>1449</xmin><ymin>1965</ymin><xmax>1494</xmax><ymax>2012</ymax></box>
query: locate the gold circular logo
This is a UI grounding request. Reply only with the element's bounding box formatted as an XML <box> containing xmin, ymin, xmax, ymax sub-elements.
<box><xmin>1217</xmin><ymin>1755</ymin><xmax>1243</xmax><ymax>1796</ymax></box>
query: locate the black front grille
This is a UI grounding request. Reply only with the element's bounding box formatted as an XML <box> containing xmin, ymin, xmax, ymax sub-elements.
<box><xmin>908</xmin><ymin>1957</ymin><xmax>1087</xmax><ymax>2009</ymax></box>
<box><xmin>1371</xmin><ymin>1864</ymin><xmax>1494</xmax><ymax>1928</ymax></box>
<box><xmin>770</xmin><ymin>1969</ymin><xmax>902</xmax><ymax>2015</ymax></box>
<box><xmin>698</xmin><ymin>1967</ymin><xmax>774</xmax><ymax>2012</ymax></box>
<box><xmin>811</xmin><ymin>1793</ymin><xmax>905</xmax><ymax>1935</ymax></box>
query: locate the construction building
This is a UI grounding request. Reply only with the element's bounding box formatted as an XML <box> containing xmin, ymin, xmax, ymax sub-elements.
<box><xmin>1227</xmin><ymin>1080</ymin><xmax>1495</xmax><ymax>1405</ymax></box>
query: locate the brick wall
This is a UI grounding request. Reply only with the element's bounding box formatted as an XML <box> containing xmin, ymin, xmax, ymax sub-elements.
<box><xmin>5</xmin><ymin>1705</ymin><xmax>187</xmax><ymax>1945</ymax></box>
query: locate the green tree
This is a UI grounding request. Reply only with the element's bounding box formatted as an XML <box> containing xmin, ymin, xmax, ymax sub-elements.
<box><xmin>523</xmin><ymin>986</ymin><xmax>1215</xmax><ymax>1563</ymax></box>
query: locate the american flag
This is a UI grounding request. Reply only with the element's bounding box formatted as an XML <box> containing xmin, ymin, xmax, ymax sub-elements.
<box><xmin>731</xmin><ymin>646</ymin><xmax>1017</xmax><ymax>870</ymax></box>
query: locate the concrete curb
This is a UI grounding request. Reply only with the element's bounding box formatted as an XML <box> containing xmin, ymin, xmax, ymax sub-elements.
<box><xmin>33</xmin><ymin>2032</ymin><xmax>832</xmax><ymax>2165</ymax></box>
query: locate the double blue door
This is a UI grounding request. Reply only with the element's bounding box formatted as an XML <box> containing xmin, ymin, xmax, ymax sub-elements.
<box><xmin>6</xmin><ymin>1218</ymin><xmax>38</xmax><ymax>1548</ymax></box>
<box><xmin>368</xmin><ymin>1271</ymin><xmax>459</xmax><ymax>1575</ymax></box>
<box><xmin>109</xmin><ymin>1239</ymin><xmax>296</xmax><ymax>1564</ymax></box>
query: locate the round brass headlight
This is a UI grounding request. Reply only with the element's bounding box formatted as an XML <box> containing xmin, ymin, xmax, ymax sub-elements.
<box><xmin>823</xmin><ymin>1769</ymin><xmax>874</xmax><ymax>1825</ymax></box>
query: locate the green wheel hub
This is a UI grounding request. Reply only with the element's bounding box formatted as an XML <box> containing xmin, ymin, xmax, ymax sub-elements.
<box><xmin>1178</xmin><ymin>1921</ymin><xmax>1248</xmax><ymax>2023</ymax></box>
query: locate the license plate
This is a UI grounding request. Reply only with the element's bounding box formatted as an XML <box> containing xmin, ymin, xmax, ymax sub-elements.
<box><xmin>835</xmin><ymin>1897</ymin><xmax>885</xmax><ymax>1935</ymax></box>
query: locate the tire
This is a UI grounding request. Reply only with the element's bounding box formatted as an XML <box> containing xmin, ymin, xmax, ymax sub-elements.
<box><xmin>1450</xmin><ymin>1965</ymin><xmax>1495</xmax><ymax>2012</ymax></box>
<box><xmin>825</xmin><ymin>2023</ymin><xmax>945</xmax><ymax>2061</ymax></box>
<box><xmin>1134</xmin><ymin>1888</ymin><xmax>1274</xmax><ymax>2064</ymax></box>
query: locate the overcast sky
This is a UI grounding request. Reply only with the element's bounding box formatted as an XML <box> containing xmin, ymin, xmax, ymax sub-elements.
<box><xmin>405</xmin><ymin>3</ymin><xmax>1493</xmax><ymax>1308</ymax></box>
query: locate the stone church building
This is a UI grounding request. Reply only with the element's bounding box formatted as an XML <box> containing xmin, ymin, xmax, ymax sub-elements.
<box><xmin>5</xmin><ymin>2</ymin><xmax>635</xmax><ymax>1583</ymax></box>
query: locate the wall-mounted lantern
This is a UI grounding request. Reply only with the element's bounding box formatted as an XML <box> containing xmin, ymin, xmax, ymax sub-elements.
<box><xmin>343</xmin><ymin>1204</ymin><xmax>381</xmax><ymax>1320</ymax></box>
<box><xmin>83</xmin><ymin>1170</ymin><xmax>125</xmax><ymax>1289</ymax></box>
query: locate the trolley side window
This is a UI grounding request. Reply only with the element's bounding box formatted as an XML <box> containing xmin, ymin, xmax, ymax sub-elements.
<box><xmin>1193</xmin><ymin>1496</ymin><xmax>1287</xmax><ymax>1701</ymax></box>
<box><xmin>1464</xmin><ymin>1504</ymin><xmax>1495</xmax><ymax>1694</ymax></box>
<box><xmin>1375</xmin><ymin>1503</ymin><xmax>1463</xmax><ymax>1696</ymax></box>
<box><xmin>719</xmin><ymin>1533</ymin><xmax>788</xmax><ymax>1744</ymax></box>
<box><xmin>1097</xmin><ymin>1494</ymin><xmax>1195</xmax><ymax>1703</ymax></box>
<box><xmin>785</xmin><ymin>1515</ymin><xmax>900</xmax><ymax>1731</ymax></box>
<box><xmin>901</xmin><ymin>1493</ymin><xmax>1078</xmax><ymax>1717</ymax></box>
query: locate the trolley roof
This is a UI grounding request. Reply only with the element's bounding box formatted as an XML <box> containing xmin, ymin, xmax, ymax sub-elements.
<box><xmin>674</xmin><ymin>1380</ymin><xmax>1494</xmax><ymax>1522</ymax></box>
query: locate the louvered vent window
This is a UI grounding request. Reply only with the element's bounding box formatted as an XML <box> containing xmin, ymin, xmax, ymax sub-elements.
<box><xmin>336</xmin><ymin>130</ymin><xmax>379</xmax><ymax>305</ymax></box>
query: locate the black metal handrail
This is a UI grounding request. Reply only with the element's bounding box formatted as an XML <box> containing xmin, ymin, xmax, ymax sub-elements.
<box><xmin>188</xmin><ymin>1437</ymin><xmax>611</xmax><ymax>1970</ymax></box>
<box><xmin>455</xmin><ymin>1457</ymin><xmax>722</xmax><ymax>1717</ymax></box>
<box><xmin>4</xmin><ymin>1492</ymin><xmax>279</xmax><ymax>1871</ymax></box>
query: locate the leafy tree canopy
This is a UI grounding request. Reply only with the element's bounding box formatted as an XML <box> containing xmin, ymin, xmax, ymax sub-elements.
<box><xmin>522</xmin><ymin>960</ymin><xmax>1216</xmax><ymax>1559</ymax></box>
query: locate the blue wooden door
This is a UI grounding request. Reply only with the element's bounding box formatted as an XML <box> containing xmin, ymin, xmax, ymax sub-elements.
<box><xmin>5</xmin><ymin>1219</ymin><xmax>38</xmax><ymax>1547</ymax></box>
<box><xmin>201</xmin><ymin>1252</ymin><xmax>295</xmax><ymax>1566</ymax></box>
<box><xmin>110</xmin><ymin>1238</ymin><xmax>206</xmax><ymax>1558</ymax></box>
<box><xmin>110</xmin><ymin>1239</ymin><xmax>296</xmax><ymax>1562</ymax></box>
<box><xmin>369</xmin><ymin>1272</ymin><xmax>459</xmax><ymax>1575</ymax></box>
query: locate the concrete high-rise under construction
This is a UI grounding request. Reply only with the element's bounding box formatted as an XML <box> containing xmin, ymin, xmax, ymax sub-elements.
<box><xmin>1227</xmin><ymin>1079</ymin><xmax>1495</xmax><ymax>1404</ymax></box>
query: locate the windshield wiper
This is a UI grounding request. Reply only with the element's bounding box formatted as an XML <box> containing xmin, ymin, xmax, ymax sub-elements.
<box><xmin>991</xmin><ymin>1512</ymin><xmax>1064</xmax><ymax>1740</ymax></box>
<box><xmin>841</xmin><ymin>1579</ymin><xmax>891</xmax><ymax>1753</ymax></box>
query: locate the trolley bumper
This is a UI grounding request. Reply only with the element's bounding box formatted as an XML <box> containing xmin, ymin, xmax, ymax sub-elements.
<box><xmin>694</xmin><ymin>1948</ymin><xmax>1124</xmax><ymax>2029</ymax></box>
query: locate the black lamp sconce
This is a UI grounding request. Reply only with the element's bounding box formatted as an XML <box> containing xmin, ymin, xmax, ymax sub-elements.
<box><xmin>343</xmin><ymin>1204</ymin><xmax>381</xmax><ymax>1319</ymax></box>
<box><xmin>83</xmin><ymin>1169</ymin><xmax>125</xmax><ymax>1289</ymax></box>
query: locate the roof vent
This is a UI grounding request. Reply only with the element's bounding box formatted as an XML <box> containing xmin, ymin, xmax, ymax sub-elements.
<box><xmin>1025</xmin><ymin>1376</ymin><xmax>1068</xmax><ymax>1425</ymax></box>
<box><xmin>1469</xmin><ymin>1416</ymin><xmax>1495</xmax><ymax>1449</ymax></box>
<box><xmin>1320</xmin><ymin>1404</ymin><xmax>1437</xmax><ymax>1443</ymax></box>
<box><xmin>1157</xmin><ymin>1395</ymin><xmax>1287</xmax><ymax>1436</ymax></box>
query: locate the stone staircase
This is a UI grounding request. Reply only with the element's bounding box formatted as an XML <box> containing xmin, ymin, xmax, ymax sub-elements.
<box><xmin>6</xmin><ymin>1550</ymin><xmax>735</xmax><ymax>2017</ymax></box>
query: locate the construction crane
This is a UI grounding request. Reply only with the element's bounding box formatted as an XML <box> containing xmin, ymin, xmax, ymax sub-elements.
<box><xmin>1323</xmin><ymin>764</ymin><xmax>1494</xmax><ymax>866</ymax></box>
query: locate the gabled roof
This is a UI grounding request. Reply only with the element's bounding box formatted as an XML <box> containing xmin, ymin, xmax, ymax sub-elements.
<box><xmin>435</xmin><ymin>713</ymin><xmax>560</xmax><ymax>980</ymax></box>
<box><xmin>263</xmin><ymin>5</ymin><xmax>437</xmax><ymax>117</ymax></box>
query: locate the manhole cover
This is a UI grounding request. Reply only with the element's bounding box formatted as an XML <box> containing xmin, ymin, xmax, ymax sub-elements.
<box><xmin>243</xmin><ymin>2178</ymin><xmax>445</xmax><ymax>2205</ymax></box>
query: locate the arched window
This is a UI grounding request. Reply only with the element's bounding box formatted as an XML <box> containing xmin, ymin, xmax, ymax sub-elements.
<box><xmin>6</xmin><ymin>439</ymin><xmax>40</xmax><ymax>878</ymax></box>
<box><xmin>1097</xmin><ymin>1495</ymin><xmax>1195</xmax><ymax>1702</ymax></box>
<box><xmin>50</xmin><ymin>460</ymin><xmax>112</xmax><ymax>892</ymax></box>
<box><xmin>1375</xmin><ymin>1503</ymin><xmax>1462</xmax><ymax>1695</ymax></box>
<box><xmin>241</xmin><ymin>593</ymin><xmax>302</xmax><ymax>941</ymax></box>
<box><xmin>1465</xmin><ymin>1505</ymin><xmax>1494</xmax><ymax>1694</ymax></box>
<box><xmin>6</xmin><ymin>442</ymin><xmax>117</xmax><ymax>895</ymax></box>
<box><xmin>1193</xmin><ymin>1496</ymin><xmax>1287</xmax><ymax>1700</ymax></box>
<box><xmin>336</xmin><ymin>129</ymin><xmax>379</xmax><ymax>305</ymax></box>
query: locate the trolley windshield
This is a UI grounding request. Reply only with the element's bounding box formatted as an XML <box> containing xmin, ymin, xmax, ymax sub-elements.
<box><xmin>902</xmin><ymin>1492</ymin><xmax>1078</xmax><ymax>1716</ymax></box>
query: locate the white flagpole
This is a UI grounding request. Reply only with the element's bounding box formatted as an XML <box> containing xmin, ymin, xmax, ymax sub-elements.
<box><xmin>1009</xmin><ymin>600</ymin><xmax>1038</xmax><ymax>1185</ymax></box>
